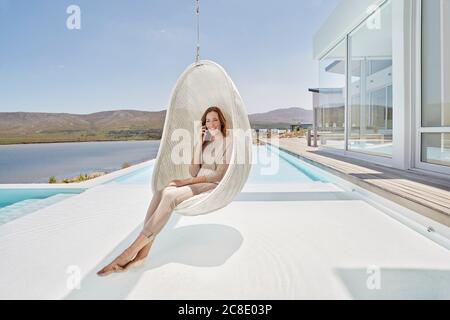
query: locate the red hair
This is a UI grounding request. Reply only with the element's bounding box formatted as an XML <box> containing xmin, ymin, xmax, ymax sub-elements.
<box><xmin>201</xmin><ymin>106</ymin><xmax>227</xmax><ymax>137</ymax></box>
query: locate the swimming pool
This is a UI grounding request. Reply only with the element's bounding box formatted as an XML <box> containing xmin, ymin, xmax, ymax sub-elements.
<box><xmin>0</xmin><ymin>145</ymin><xmax>331</xmax><ymax>225</ymax></box>
<box><xmin>107</xmin><ymin>145</ymin><xmax>330</xmax><ymax>185</ymax></box>
<box><xmin>0</xmin><ymin>188</ymin><xmax>85</xmax><ymax>225</ymax></box>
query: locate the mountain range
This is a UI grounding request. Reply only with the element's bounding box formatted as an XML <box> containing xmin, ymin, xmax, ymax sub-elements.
<box><xmin>0</xmin><ymin>107</ymin><xmax>312</xmax><ymax>144</ymax></box>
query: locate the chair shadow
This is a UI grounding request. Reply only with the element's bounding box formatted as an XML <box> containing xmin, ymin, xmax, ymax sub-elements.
<box><xmin>65</xmin><ymin>216</ymin><xmax>243</xmax><ymax>300</ymax></box>
<box><xmin>334</xmin><ymin>267</ymin><xmax>450</xmax><ymax>300</ymax></box>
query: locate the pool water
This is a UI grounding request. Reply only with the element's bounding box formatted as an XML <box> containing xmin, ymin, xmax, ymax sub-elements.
<box><xmin>248</xmin><ymin>145</ymin><xmax>328</xmax><ymax>183</ymax></box>
<box><xmin>0</xmin><ymin>188</ymin><xmax>85</xmax><ymax>225</ymax></box>
<box><xmin>0</xmin><ymin>145</ymin><xmax>330</xmax><ymax>225</ymax></box>
<box><xmin>0</xmin><ymin>188</ymin><xmax>85</xmax><ymax>208</ymax></box>
<box><xmin>109</xmin><ymin>165</ymin><xmax>154</xmax><ymax>185</ymax></box>
<box><xmin>107</xmin><ymin>145</ymin><xmax>329</xmax><ymax>185</ymax></box>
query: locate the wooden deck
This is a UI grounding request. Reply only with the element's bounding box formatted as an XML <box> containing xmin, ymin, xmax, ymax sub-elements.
<box><xmin>261</xmin><ymin>138</ymin><xmax>450</xmax><ymax>228</ymax></box>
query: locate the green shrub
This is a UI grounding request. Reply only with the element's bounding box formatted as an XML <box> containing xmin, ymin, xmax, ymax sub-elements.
<box><xmin>122</xmin><ymin>162</ymin><xmax>131</xmax><ymax>169</ymax></box>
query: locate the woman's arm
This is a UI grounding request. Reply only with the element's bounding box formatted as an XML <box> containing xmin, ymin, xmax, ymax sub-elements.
<box><xmin>194</xmin><ymin>135</ymin><xmax>232</xmax><ymax>184</ymax></box>
<box><xmin>168</xmin><ymin>175</ymin><xmax>207</xmax><ymax>187</ymax></box>
<box><xmin>171</xmin><ymin>134</ymin><xmax>232</xmax><ymax>187</ymax></box>
<box><xmin>189</xmin><ymin>141</ymin><xmax>203</xmax><ymax>178</ymax></box>
<box><xmin>190</xmin><ymin>125</ymin><xmax>206</xmax><ymax>177</ymax></box>
<box><xmin>170</xmin><ymin>165</ymin><xmax>228</xmax><ymax>187</ymax></box>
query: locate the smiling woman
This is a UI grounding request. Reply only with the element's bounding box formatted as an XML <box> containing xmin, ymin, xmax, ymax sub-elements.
<box><xmin>97</xmin><ymin>56</ymin><xmax>254</xmax><ymax>277</ymax></box>
<box><xmin>151</xmin><ymin>60</ymin><xmax>252</xmax><ymax>217</ymax></box>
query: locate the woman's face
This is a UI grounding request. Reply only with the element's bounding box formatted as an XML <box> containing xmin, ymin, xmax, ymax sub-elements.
<box><xmin>205</xmin><ymin>111</ymin><xmax>221</xmax><ymax>134</ymax></box>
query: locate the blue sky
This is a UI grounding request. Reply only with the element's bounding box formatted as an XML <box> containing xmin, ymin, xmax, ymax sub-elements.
<box><xmin>0</xmin><ymin>0</ymin><xmax>339</xmax><ymax>114</ymax></box>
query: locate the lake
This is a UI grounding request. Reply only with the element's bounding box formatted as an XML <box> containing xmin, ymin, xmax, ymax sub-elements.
<box><xmin>0</xmin><ymin>140</ymin><xmax>160</xmax><ymax>183</ymax></box>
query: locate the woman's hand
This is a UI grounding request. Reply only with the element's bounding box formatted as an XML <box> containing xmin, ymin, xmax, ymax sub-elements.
<box><xmin>168</xmin><ymin>179</ymin><xmax>191</xmax><ymax>187</ymax></box>
<box><xmin>199</xmin><ymin>125</ymin><xmax>207</xmax><ymax>143</ymax></box>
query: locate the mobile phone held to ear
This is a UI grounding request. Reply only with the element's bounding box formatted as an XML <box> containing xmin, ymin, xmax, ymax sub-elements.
<box><xmin>204</xmin><ymin>129</ymin><xmax>213</xmax><ymax>142</ymax></box>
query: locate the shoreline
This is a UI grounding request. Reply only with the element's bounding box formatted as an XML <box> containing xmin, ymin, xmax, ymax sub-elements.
<box><xmin>0</xmin><ymin>138</ymin><xmax>161</xmax><ymax>146</ymax></box>
<box><xmin>0</xmin><ymin>158</ymin><xmax>154</xmax><ymax>185</ymax></box>
<box><xmin>0</xmin><ymin>140</ymin><xmax>160</xmax><ymax>184</ymax></box>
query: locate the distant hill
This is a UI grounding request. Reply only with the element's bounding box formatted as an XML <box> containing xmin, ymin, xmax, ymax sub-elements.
<box><xmin>0</xmin><ymin>110</ymin><xmax>166</xmax><ymax>144</ymax></box>
<box><xmin>249</xmin><ymin>107</ymin><xmax>312</xmax><ymax>129</ymax></box>
<box><xmin>0</xmin><ymin>107</ymin><xmax>312</xmax><ymax>144</ymax></box>
<box><xmin>0</xmin><ymin>110</ymin><xmax>166</xmax><ymax>135</ymax></box>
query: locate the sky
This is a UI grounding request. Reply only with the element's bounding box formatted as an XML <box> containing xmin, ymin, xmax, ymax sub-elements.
<box><xmin>0</xmin><ymin>0</ymin><xmax>340</xmax><ymax>114</ymax></box>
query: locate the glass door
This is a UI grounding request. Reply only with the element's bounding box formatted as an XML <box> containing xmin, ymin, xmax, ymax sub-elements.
<box><xmin>417</xmin><ymin>0</ymin><xmax>450</xmax><ymax>174</ymax></box>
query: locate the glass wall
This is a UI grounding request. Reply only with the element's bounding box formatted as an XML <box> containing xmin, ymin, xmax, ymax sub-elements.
<box><xmin>347</xmin><ymin>1</ymin><xmax>393</xmax><ymax>157</ymax></box>
<box><xmin>317</xmin><ymin>40</ymin><xmax>346</xmax><ymax>150</ymax></box>
<box><xmin>313</xmin><ymin>0</ymin><xmax>450</xmax><ymax>171</ymax></box>
<box><xmin>422</xmin><ymin>133</ymin><xmax>450</xmax><ymax>166</ymax></box>
<box><xmin>315</xmin><ymin>0</ymin><xmax>393</xmax><ymax>157</ymax></box>
<box><xmin>421</xmin><ymin>0</ymin><xmax>450</xmax><ymax>167</ymax></box>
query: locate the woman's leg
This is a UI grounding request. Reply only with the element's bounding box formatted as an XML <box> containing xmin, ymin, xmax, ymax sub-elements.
<box><xmin>143</xmin><ymin>189</ymin><xmax>164</xmax><ymax>226</ymax></box>
<box><xmin>123</xmin><ymin>189</ymin><xmax>164</xmax><ymax>266</ymax></box>
<box><xmin>141</xmin><ymin>182</ymin><xmax>217</xmax><ymax>238</ymax></box>
<box><xmin>97</xmin><ymin>183</ymin><xmax>217</xmax><ymax>276</ymax></box>
<box><xmin>97</xmin><ymin>232</ymin><xmax>153</xmax><ymax>276</ymax></box>
<box><xmin>141</xmin><ymin>185</ymin><xmax>194</xmax><ymax>238</ymax></box>
<box><xmin>97</xmin><ymin>188</ymin><xmax>164</xmax><ymax>276</ymax></box>
<box><xmin>124</xmin><ymin>183</ymin><xmax>218</xmax><ymax>271</ymax></box>
<box><xmin>117</xmin><ymin>186</ymin><xmax>197</xmax><ymax>272</ymax></box>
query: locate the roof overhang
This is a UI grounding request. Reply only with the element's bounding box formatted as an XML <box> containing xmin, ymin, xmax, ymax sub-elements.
<box><xmin>313</xmin><ymin>0</ymin><xmax>387</xmax><ymax>60</ymax></box>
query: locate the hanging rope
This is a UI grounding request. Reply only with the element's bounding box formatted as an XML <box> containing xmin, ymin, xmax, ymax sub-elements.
<box><xmin>195</xmin><ymin>0</ymin><xmax>200</xmax><ymax>63</ymax></box>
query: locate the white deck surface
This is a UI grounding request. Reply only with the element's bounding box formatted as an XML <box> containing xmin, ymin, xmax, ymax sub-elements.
<box><xmin>0</xmin><ymin>181</ymin><xmax>449</xmax><ymax>300</ymax></box>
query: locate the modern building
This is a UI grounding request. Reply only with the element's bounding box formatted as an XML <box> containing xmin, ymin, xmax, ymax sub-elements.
<box><xmin>312</xmin><ymin>0</ymin><xmax>450</xmax><ymax>175</ymax></box>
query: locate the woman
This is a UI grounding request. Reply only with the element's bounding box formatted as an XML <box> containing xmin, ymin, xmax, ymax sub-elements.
<box><xmin>97</xmin><ymin>106</ymin><xmax>232</xmax><ymax>277</ymax></box>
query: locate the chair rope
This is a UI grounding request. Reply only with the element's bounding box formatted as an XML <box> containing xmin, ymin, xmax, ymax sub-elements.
<box><xmin>195</xmin><ymin>0</ymin><xmax>200</xmax><ymax>64</ymax></box>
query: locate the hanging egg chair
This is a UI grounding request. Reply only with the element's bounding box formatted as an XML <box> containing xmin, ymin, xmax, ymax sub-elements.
<box><xmin>151</xmin><ymin>59</ymin><xmax>252</xmax><ymax>216</ymax></box>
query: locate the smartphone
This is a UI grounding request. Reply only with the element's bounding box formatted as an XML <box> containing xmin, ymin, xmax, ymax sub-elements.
<box><xmin>204</xmin><ymin>129</ymin><xmax>213</xmax><ymax>142</ymax></box>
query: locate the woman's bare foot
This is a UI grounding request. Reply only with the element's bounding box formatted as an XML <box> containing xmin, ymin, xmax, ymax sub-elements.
<box><xmin>123</xmin><ymin>241</ymin><xmax>153</xmax><ymax>270</ymax></box>
<box><xmin>96</xmin><ymin>248</ymin><xmax>135</xmax><ymax>277</ymax></box>
<box><xmin>97</xmin><ymin>234</ymin><xmax>152</xmax><ymax>277</ymax></box>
